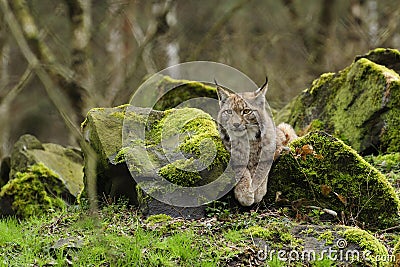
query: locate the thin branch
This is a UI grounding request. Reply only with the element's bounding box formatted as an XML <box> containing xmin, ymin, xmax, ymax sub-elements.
<box><xmin>1</xmin><ymin>0</ymin><xmax>79</xmax><ymax>137</ymax></box>
<box><xmin>189</xmin><ymin>0</ymin><xmax>250</xmax><ymax>60</ymax></box>
<box><xmin>1</xmin><ymin>65</ymin><xmax>33</xmax><ymax>106</ymax></box>
<box><xmin>125</xmin><ymin>13</ymin><xmax>157</xmax><ymax>74</ymax></box>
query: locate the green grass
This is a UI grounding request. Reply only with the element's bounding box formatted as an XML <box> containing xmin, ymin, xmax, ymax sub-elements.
<box><xmin>0</xmin><ymin>200</ymin><xmax>396</xmax><ymax>266</ymax></box>
<box><xmin>0</xmin><ymin>202</ymin><xmax>251</xmax><ymax>266</ymax></box>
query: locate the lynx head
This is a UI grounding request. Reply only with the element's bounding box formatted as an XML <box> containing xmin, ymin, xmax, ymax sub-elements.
<box><xmin>216</xmin><ymin>77</ymin><xmax>269</xmax><ymax>140</ymax></box>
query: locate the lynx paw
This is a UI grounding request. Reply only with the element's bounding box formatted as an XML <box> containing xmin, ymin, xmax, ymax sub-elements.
<box><xmin>254</xmin><ymin>179</ymin><xmax>267</xmax><ymax>203</ymax></box>
<box><xmin>234</xmin><ymin>171</ymin><xmax>254</xmax><ymax>206</ymax></box>
<box><xmin>234</xmin><ymin>187</ymin><xmax>254</xmax><ymax>206</ymax></box>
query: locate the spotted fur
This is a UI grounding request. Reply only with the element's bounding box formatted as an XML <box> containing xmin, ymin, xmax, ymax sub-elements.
<box><xmin>216</xmin><ymin>79</ymin><xmax>297</xmax><ymax>206</ymax></box>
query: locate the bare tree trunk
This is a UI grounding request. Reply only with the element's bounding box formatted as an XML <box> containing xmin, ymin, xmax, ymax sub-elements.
<box><xmin>0</xmin><ymin>12</ymin><xmax>9</xmax><ymax>91</ymax></box>
<box><xmin>0</xmin><ymin>12</ymin><xmax>10</xmax><ymax>158</ymax></box>
<box><xmin>309</xmin><ymin>0</ymin><xmax>336</xmax><ymax>71</ymax></box>
<box><xmin>164</xmin><ymin>1</ymin><xmax>180</xmax><ymax>78</ymax></box>
<box><xmin>104</xmin><ymin>1</ymin><xmax>125</xmax><ymax>105</ymax></box>
<box><xmin>366</xmin><ymin>0</ymin><xmax>378</xmax><ymax>47</ymax></box>
<box><xmin>116</xmin><ymin>0</ymin><xmax>174</xmax><ymax>105</ymax></box>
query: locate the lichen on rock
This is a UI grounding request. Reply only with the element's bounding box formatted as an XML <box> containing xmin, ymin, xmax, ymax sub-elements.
<box><xmin>276</xmin><ymin>48</ymin><xmax>400</xmax><ymax>154</ymax></box>
<box><xmin>266</xmin><ymin>131</ymin><xmax>400</xmax><ymax>228</ymax></box>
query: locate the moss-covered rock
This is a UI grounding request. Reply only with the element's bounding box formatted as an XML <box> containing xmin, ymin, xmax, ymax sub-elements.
<box><xmin>266</xmin><ymin>131</ymin><xmax>400</xmax><ymax>229</ymax></box>
<box><xmin>0</xmin><ymin>163</ymin><xmax>68</xmax><ymax>217</ymax></box>
<box><xmin>82</xmin><ymin>103</ymin><xmax>229</xmax><ymax>217</ymax></box>
<box><xmin>276</xmin><ymin>48</ymin><xmax>400</xmax><ymax>154</ymax></box>
<box><xmin>365</xmin><ymin>153</ymin><xmax>400</xmax><ymax>197</ymax></box>
<box><xmin>132</xmin><ymin>74</ymin><xmax>218</xmax><ymax>111</ymax></box>
<box><xmin>243</xmin><ymin>222</ymin><xmax>390</xmax><ymax>266</ymax></box>
<box><xmin>9</xmin><ymin>135</ymin><xmax>84</xmax><ymax>197</ymax></box>
<box><xmin>0</xmin><ymin>134</ymin><xmax>84</xmax><ymax>217</ymax></box>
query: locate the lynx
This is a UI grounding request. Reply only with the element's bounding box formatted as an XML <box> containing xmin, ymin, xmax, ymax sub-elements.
<box><xmin>216</xmin><ymin>78</ymin><xmax>297</xmax><ymax>206</ymax></box>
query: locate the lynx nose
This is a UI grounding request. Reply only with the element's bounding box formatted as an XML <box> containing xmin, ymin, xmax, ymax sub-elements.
<box><xmin>233</xmin><ymin>123</ymin><xmax>240</xmax><ymax>128</ymax></box>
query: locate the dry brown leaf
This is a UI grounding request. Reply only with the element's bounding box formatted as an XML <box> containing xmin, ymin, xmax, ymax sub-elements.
<box><xmin>334</xmin><ymin>192</ymin><xmax>348</xmax><ymax>205</ymax></box>
<box><xmin>301</xmin><ymin>144</ymin><xmax>314</xmax><ymax>155</ymax></box>
<box><xmin>321</xmin><ymin>185</ymin><xmax>332</xmax><ymax>196</ymax></box>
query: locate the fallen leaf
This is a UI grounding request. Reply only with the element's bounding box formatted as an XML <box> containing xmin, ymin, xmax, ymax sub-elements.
<box><xmin>321</xmin><ymin>185</ymin><xmax>332</xmax><ymax>196</ymax></box>
<box><xmin>334</xmin><ymin>192</ymin><xmax>348</xmax><ymax>205</ymax></box>
<box><xmin>301</xmin><ymin>144</ymin><xmax>314</xmax><ymax>155</ymax></box>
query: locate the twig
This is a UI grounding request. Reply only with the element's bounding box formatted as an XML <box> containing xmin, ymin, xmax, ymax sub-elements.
<box><xmin>1</xmin><ymin>65</ymin><xmax>33</xmax><ymax>106</ymax></box>
<box><xmin>190</xmin><ymin>0</ymin><xmax>250</xmax><ymax>60</ymax></box>
<box><xmin>377</xmin><ymin>224</ymin><xmax>400</xmax><ymax>233</ymax></box>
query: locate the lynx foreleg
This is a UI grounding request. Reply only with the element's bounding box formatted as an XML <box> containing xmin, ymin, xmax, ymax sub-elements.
<box><xmin>234</xmin><ymin>168</ymin><xmax>254</xmax><ymax>206</ymax></box>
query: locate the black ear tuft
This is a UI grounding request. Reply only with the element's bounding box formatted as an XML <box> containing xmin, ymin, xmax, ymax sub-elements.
<box><xmin>255</xmin><ymin>75</ymin><xmax>269</xmax><ymax>96</ymax></box>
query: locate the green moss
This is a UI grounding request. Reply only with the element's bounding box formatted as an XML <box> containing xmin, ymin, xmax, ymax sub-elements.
<box><xmin>153</xmin><ymin>76</ymin><xmax>217</xmax><ymax>110</ymax></box>
<box><xmin>317</xmin><ymin>231</ymin><xmax>334</xmax><ymax>245</ymax></box>
<box><xmin>0</xmin><ymin>163</ymin><xmax>66</xmax><ymax>217</ymax></box>
<box><xmin>342</xmin><ymin>227</ymin><xmax>389</xmax><ymax>266</ymax></box>
<box><xmin>267</xmin><ymin>132</ymin><xmax>400</xmax><ymax>228</ymax></box>
<box><xmin>393</xmin><ymin>239</ymin><xmax>400</xmax><ymax>262</ymax></box>
<box><xmin>365</xmin><ymin>153</ymin><xmax>400</xmax><ymax>194</ymax></box>
<box><xmin>243</xmin><ymin>223</ymin><xmax>302</xmax><ymax>248</ymax></box>
<box><xmin>117</xmin><ymin>107</ymin><xmax>229</xmax><ymax>187</ymax></box>
<box><xmin>158</xmin><ymin>159</ymin><xmax>203</xmax><ymax>187</ymax></box>
<box><xmin>145</xmin><ymin>214</ymin><xmax>172</xmax><ymax>225</ymax></box>
<box><xmin>276</xmin><ymin>48</ymin><xmax>400</xmax><ymax>154</ymax></box>
<box><xmin>309</xmin><ymin>72</ymin><xmax>336</xmax><ymax>95</ymax></box>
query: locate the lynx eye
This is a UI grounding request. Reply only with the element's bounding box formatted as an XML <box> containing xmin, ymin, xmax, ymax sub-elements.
<box><xmin>224</xmin><ymin>109</ymin><xmax>232</xmax><ymax>115</ymax></box>
<box><xmin>242</xmin><ymin>109</ymin><xmax>252</xmax><ymax>115</ymax></box>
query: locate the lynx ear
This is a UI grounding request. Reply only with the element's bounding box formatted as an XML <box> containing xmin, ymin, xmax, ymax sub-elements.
<box><xmin>255</xmin><ymin>76</ymin><xmax>268</xmax><ymax>97</ymax></box>
<box><xmin>215</xmin><ymin>79</ymin><xmax>231</xmax><ymax>106</ymax></box>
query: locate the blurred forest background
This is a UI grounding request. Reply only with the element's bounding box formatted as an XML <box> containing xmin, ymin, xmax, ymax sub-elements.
<box><xmin>0</xmin><ymin>0</ymin><xmax>399</xmax><ymax>159</ymax></box>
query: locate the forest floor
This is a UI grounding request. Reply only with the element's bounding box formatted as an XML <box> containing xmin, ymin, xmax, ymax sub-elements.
<box><xmin>1</xmin><ymin>153</ymin><xmax>399</xmax><ymax>266</ymax></box>
<box><xmin>1</xmin><ymin>199</ymin><xmax>399</xmax><ymax>267</ymax></box>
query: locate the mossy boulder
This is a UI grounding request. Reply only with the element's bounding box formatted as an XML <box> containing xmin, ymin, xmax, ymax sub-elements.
<box><xmin>365</xmin><ymin>152</ymin><xmax>400</xmax><ymax>197</ymax></box>
<box><xmin>0</xmin><ymin>163</ymin><xmax>68</xmax><ymax>217</ymax></box>
<box><xmin>132</xmin><ymin>74</ymin><xmax>218</xmax><ymax>111</ymax></box>
<box><xmin>0</xmin><ymin>134</ymin><xmax>84</xmax><ymax>217</ymax></box>
<box><xmin>276</xmin><ymin>48</ymin><xmax>400</xmax><ymax>154</ymax></box>
<box><xmin>244</xmin><ymin>223</ymin><xmax>389</xmax><ymax>266</ymax></box>
<box><xmin>266</xmin><ymin>131</ymin><xmax>400</xmax><ymax>229</ymax></box>
<box><xmin>82</xmin><ymin>104</ymin><xmax>229</xmax><ymax>217</ymax></box>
